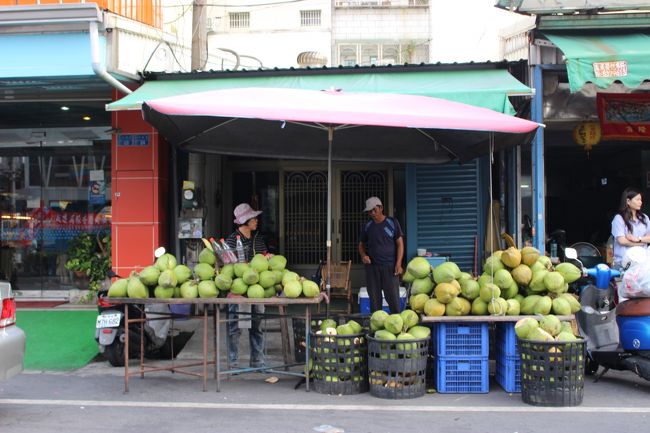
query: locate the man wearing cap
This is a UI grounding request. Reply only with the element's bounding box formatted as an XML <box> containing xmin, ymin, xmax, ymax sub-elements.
<box><xmin>358</xmin><ymin>197</ymin><xmax>404</xmax><ymax>314</ymax></box>
<box><xmin>225</xmin><ymin>203</ymin><xmax>268</xmax><ymax>369</ymax></box>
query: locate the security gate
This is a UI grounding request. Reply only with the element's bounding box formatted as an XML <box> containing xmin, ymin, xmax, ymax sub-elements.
<box><xmin>283</xmin><ymin>169</ymin><xmax>390</xmax><ymax>266</ymax></box>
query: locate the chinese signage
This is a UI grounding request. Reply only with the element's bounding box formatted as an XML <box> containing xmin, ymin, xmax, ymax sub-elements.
<box><xmin>592</xmin><ymin>61</ymin><xmax>628</xmax><ymax>78</ymax></box>
<box><xmin>117</xmin><ymin>133</ymin><xmax>150</xmax><ymax>147</ymax></box>
<box><xmin>597</xmin><ymin>93</ymin><xmax>650</xmax><ymax>140</ymax></box>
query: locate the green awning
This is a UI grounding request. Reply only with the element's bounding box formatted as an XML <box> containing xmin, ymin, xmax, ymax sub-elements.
<box><xmin>107</xmin><ymin>69</ymin><xmax>533</xmax><ymax>115</ymax></box>
<box><xmin>544</xmin><ymin>32</ymin><xmax>650</xmax><ymax>93</ymax></box>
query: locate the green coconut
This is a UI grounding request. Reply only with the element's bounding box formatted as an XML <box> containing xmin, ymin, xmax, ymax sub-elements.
<box><xmin>157</xmin><ymin>269</ymin><xmax>177</xmax><ymax>289</ymax></box>
<box><xmin>283</xmin><ymin>280</ymin><xmax>302</xmax><ymax>298</ymax></box>
<box><xmin>434</xmin><ymin>282</ymin><xmax>459</xmax><ymax>304</ymax></box>
<box><xmin>406</xmin><ymin>257</ymin><xmax>432</xmax><ymax>279</ymax></box>
<box><xmin>108</xmin><ymin>278</ymin><xmax>128</xmax><ymax>297</ymax></box>
<box><xmin>250</xmin><ymin>254</ymin><xmax>269</xmax><ymax>273</ymax></box>
<box><xmin>230</xmin><ymin>278</ymin><xmax>248</xmax><ymax>295</ymax></box>
<box><xmin>268</xmin><ymin>254</ymin><xmax>287</xmax><ymax>271</ymax></box>
<box><xmin>400</xmin><ymin>309</ymin><xmax>419</xmax><ymax>329</ymax></box>
<box><xmin>173</xmin><ymin>265</ymin><xmax>192</xmax><ymax>285</ymax></box>
<box><xmin>247</xmin><ymin>284</ymin><xmax>265</xmax><ymax>299</ymax></box>
<box><xmin>242</xmin><ymin>269</ymin><xmax>260</xmax><ymax>285</ymax></box>
<box><xmin>258</xmin><ymin>270</ymin><xmax>276</xmax><ymax>288</ymax></box>
<box><xmin>154</xmin><ymin>285</ymin><xmax>174</xmax><ymax>299</ymax></box>
<box><xmin>409</xmin><ymin>293</ymin><xmax>429</xmax><ymax>313</ymax></box>
<box><xmin>220</xmin><ymin>263</ymin><xmax>235</xmax><ymax>280</ymax></box>
<box><xmin>179</xmin><ymin>280</ymin><xmax>199</xmax><ymax>298</ymax></box>
<box><xmin>471</xmin><ymin>298</ymin><xmax>488</xmax><ymax>315</ymax></box>
<box><xmin>194</xmin><ymin>263</ymin><xmax>215</xmax><ymax>281</ymax></box>
<box><xmin>302</xmin><ymin>279</ymin><xmax>320</xmax><ymax>297</ymax></box>
<box><xmin>155</xmin><ymin>253</ymin><xmax>177</xmax><ymax>271</ymax></box>
<box><xmin>432</xmin><ymin>261</ymin><xmax>462</xmax><ymax>284</ymax></box>
<box><xmin>411</xmin><ymin>277</ymin><xmax>434</xmax><ymax>295</ymax></box>
<box><xmin>384</xmin><ymin>314</ymin><xmax>404</xmax><ymax>335</ymax></box>
<box><xmin>460</xmin><ymin>278</ymin><xmax>480</xmax><ymax>300</ymax></box>
<box><xmin>234</xmin><ymin>263</ymin><xmax>250</xmax><ymax>278</ymax></box>
<box><xmin>370</xmin><ymin>310</ymin><xmax>389</xmax><ymax>331</ymax></box>
<box><xmin>215</xmin><ymin>274</ymin><xmax>233</xmax><ymax>291</ymax></box>
<box><xmin>198</xmin><ymin>280</ymin><xmax>218</xmax><ymax>298</ymax></box>
<box><xmin>423</xmin><ymin>298</ymin><xmax>446</xmax><ymax>317</ymax></box>
<box><xmin>555</xmin><ymin>262</ymin><xmax>582</xmax><ymax>284</ymax></box>
<box><xmin>198</xmin><ymin>248</ymin><xmax>216</xmax><ymax>265</ymax></box>
<box><xmin>139</xmin><ymin>266</ymin><xmax>161</xmax><ymax>286</ymax></box>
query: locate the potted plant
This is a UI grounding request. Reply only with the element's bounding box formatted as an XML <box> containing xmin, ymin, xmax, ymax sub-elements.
<box><xmin>65</xmin><ymin>232</ymin><xmax>111</xmax><ymax>302</ymax></box>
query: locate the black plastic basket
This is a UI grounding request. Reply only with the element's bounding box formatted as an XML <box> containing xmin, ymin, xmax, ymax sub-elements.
<box><xmin>292</xmin><ymin>314</ymin><xmax>337</xmax><ymax>362</ymax></box>
<box><xmin>310</xmin><ymin>332</ymin><xmax>368</xmax><ymax>395</ymax></box>
<box><xmin>367</xmin><ymin>335</ymin><xmax>429</xmax><ymax>399</ymax></box>
<box><xmin>518</xmin><ymin>338</ymin><xmax>586</xmax><ymax>407</ymax></box>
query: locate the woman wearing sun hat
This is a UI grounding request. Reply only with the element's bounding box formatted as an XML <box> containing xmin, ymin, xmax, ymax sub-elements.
<box><xmin>225</xmin><ymin>203</ymin><xmax>268</xmax><ymax>369</ymax></box>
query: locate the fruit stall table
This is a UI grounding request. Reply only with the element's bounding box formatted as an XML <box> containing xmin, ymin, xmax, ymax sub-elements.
<box><xmin>108</xmin><ymin>294</ymin><xmax>325</xmax><ymax>393</ymax></box>
<box><xmin>420</xmin><ymin>315</ymin><xmax>574</xmax><ymax>323</ymax></box>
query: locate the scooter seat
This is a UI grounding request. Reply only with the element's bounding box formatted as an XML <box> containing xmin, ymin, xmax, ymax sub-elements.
<box><xmin>616</xmin><ymin>298</ymin><xmax>650</xmax><ymax>317</ymax></box>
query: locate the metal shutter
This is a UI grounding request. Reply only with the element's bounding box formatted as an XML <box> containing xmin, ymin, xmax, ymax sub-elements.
<box><xmin>405</xmin><ymin>161</ymin><xmax>481</xmax><ymax>272</ymax></box>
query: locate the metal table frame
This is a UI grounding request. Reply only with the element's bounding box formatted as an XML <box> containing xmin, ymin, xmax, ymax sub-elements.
<box><xmin>108</xmin><ymin>295</ymin><xmax>323</xmax><ymax>392</ymax></box>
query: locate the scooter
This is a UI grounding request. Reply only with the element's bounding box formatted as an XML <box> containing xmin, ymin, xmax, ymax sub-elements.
<box><xmin>95</xmin><ymin>247</ymin><xmax>172</xmax><ymax>367</ymax></box>
<box><xmin>569</xmin><ymin>247</ymin><xmax>650</xmax><ymax>381</ymax></box>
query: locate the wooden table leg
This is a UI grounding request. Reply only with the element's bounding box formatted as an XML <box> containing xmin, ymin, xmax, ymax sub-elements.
<box><xmin>277</xmin><ymin>305</ymin><xmax>291</xmax><ymax>368</ymax></box>
<box><xmin>213</xmin><ymin>305</ymin><xmax>217</xmax><ymax>380</ymax></box>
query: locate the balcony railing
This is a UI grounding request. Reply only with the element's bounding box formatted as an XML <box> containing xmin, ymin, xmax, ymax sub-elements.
<box><xmin>0</xmin><ymin>1</ymin><xmax>162</xmax><ymax>28</ymax></box>
<box><xmin>334</xmin><ymin>0</ymin><xmax>429</xmax><ymax>7</ymax></box>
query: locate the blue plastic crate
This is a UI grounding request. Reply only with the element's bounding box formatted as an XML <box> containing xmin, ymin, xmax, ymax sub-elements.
<box><xmin>434</xmin><ymin>356</ymin><xmax>489</xmax><ymax>393</ymax></box>
<box><xmin>433</xmin><ymin>323</ymin><xmax>489</xmax><ymax>357</ymax></box>
<box><xmin>496</xmin><ymin>323</ymin><xmax>519</xmax><ymax>357</ymax></box>
<box><xmin>495</xmin><ymin>353</ymin><xmax>521</xmax><ymax>393</ymax></box>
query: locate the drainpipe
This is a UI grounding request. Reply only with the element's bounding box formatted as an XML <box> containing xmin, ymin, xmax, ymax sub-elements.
<box><xmin>89</xmin><ymin>21</ymin><xmax>132</xmax><ymax>95</ymax></box>
<box><xmin>531</xmin><ymin>65</ymin><xmax>545</xmax><ymax>253</ymax></box>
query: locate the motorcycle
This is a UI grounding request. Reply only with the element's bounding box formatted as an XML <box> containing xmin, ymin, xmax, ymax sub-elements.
<box><xmin>95</xmin><ymin>247</ymin><xmax>172</xmax><ymax>367</ymax></box>
<box><xmin>569</xmin><ymin>247</ymin><xmax>650</xmax><ymax>381</ymax></box>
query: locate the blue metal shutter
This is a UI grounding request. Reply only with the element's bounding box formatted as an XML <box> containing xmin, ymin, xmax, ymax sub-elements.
<box><xmin>405</xmin><ymin>161</ymin><xmax>481</xmax><ymax>273</ymax></box>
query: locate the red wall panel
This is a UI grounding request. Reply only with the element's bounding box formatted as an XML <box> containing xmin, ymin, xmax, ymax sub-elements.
<box><xmin>111</xmin><ymin>97</ymin><xmax>170</xmax><ymax>274</ymax></box>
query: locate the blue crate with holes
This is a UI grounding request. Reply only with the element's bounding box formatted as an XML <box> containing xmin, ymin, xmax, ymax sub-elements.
<box><xmin>434</xmin><ymin>356</ymin><xmax>489</xmax><ymax>393</ymax></box>
<box><xmin>496</xmin><ymin>322</ymin><xmax>519</xmax><ymax>357</ymax></box>
<box><xmin>433</xmin><ymin>323</ymin><xmax>489</xmax><ymax>357</ymax></box>
<box><xmin>495</xmin><ymin>352</ymin><xmax>521</xmax><ymax>393</ymax></box>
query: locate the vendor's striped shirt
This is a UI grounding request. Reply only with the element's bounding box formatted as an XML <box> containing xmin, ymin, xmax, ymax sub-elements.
<box><xmin>225</xmin><ymin>230</ymin><xmax>267</xmax><ymax>262</ymax></box>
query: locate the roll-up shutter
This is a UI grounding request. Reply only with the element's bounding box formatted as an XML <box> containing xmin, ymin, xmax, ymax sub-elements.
<box><xmin>406</xmin><ymin>161</ymin><xmax>481</xmax><ymax>272</ymax></box>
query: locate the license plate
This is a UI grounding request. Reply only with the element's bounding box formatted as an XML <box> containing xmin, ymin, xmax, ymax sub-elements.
<box><xmin>96</xmin><ymin>313</ymin><xmax>121</xmax><ymax>328</ymax></box>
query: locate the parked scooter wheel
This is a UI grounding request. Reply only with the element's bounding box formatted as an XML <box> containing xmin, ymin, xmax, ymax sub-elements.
<box><xmin>103</xmin><ymin>340</ymin><xmax>125</xmax><ymax>367</ymax></box>
<box><xmin>585</xmin><ymin>355</ymin><xmax>600</xmax><ymax>376</ymax></box>
<box><xmin>102</xmin><ymin>328</ymin><xmax>142</xmax><ymax>367</ymax></box>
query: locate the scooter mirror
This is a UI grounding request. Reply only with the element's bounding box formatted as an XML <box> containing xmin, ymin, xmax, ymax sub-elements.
<box><xmin>154</xmin><ymin>246</ymin><xmax>166</xmax><ymax>258</ymax></box>
<box><xmin>564</xmin><ymin>247</ymin><xmax>578</xmax><ymax>260</ymax></box>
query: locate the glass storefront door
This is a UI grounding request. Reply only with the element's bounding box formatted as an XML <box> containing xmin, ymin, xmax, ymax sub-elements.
<box><xmin>0</xmin><ymin>134</ymin><xmax>111</xmax><ymax>296</ymax></box>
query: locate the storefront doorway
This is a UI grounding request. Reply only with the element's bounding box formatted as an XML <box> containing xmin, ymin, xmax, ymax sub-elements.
<box><xmin>225</xmin><ymin>159</ymin><xmax>397</xmax><ymax>285</ymax></box>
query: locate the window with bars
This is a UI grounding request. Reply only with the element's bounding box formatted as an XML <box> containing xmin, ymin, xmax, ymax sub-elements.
<box><xmin>336</xmin><ymin>41</ymin><xmax>430</xmax><ymax>66</ymax></box>
<box><xmin>229</xmin><ymin>12</ymin><xmax>250</xmax><ymax>29</ymax></box>
<box><xmin>300</xmin><ymin>10</ymin><xmax>321</xmax><ymax>27</ymax></box>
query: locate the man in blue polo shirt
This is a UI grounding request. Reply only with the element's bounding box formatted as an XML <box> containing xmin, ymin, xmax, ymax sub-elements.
<box><xmin>358</xmin><ymin>197</ymin><xmax>404</xmax><ymax>314</ymax></box>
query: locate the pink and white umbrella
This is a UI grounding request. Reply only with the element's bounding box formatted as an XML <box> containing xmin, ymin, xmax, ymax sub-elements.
<box><xmin>142</xmin><ymin>86</ymin><xmax>541</xmax><ymax>305</ymax></box>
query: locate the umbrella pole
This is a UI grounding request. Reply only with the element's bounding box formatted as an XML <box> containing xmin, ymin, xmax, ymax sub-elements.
<box><xmin>326</xmin><ymin>127</ymin><xmax>333</xmax><ymax>317</ymax></box>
